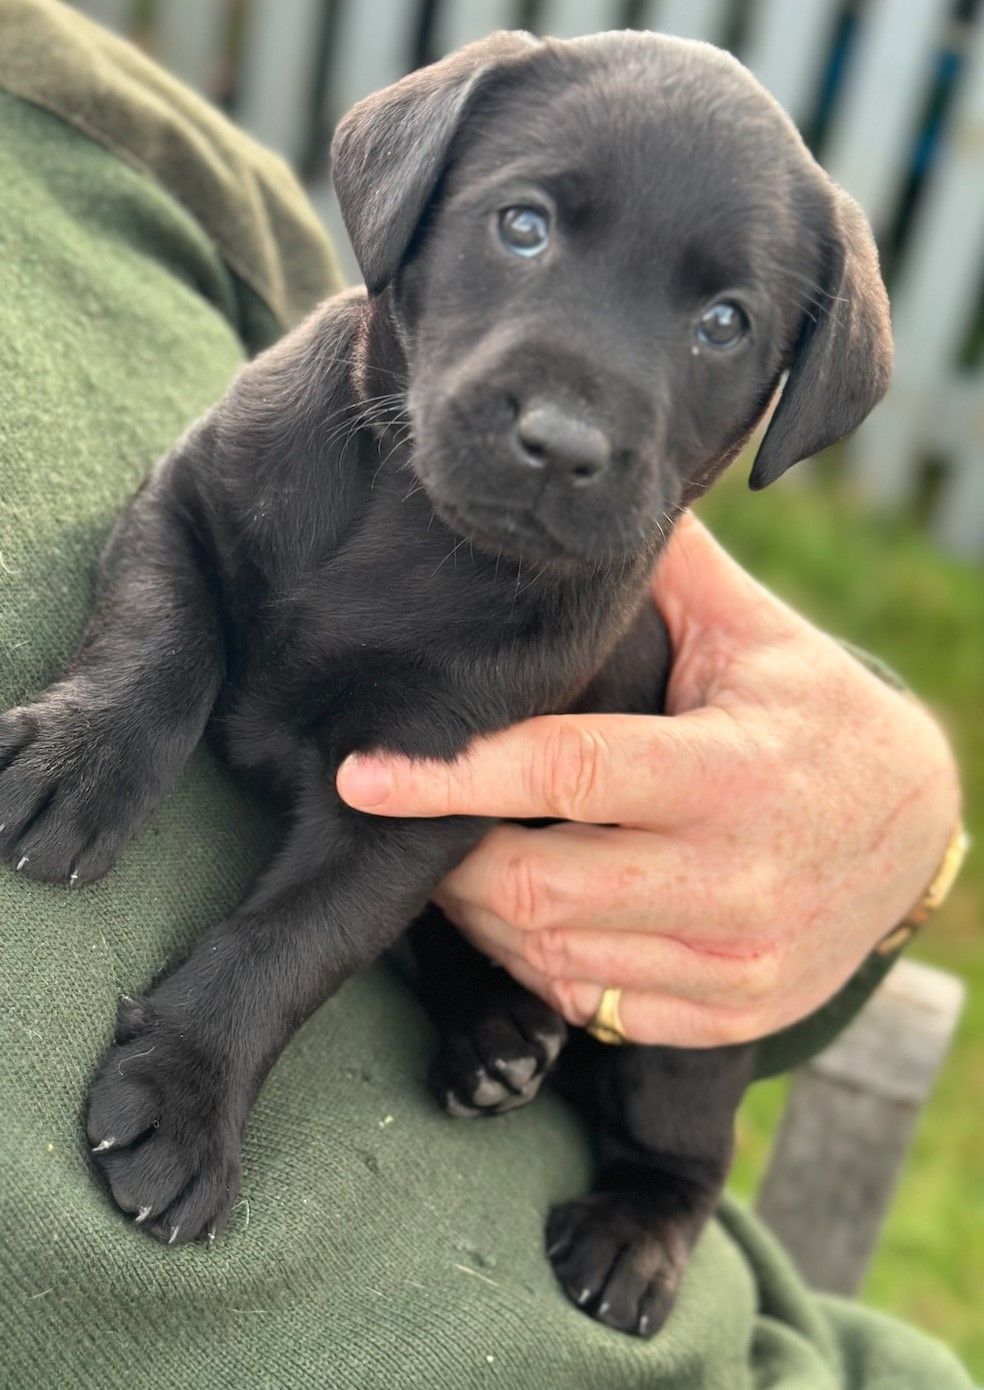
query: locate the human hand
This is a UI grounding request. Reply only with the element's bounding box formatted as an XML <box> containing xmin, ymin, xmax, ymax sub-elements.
<box><xmin>336</xmin><ymin>515</ymin><xmax>961</xmax><ymax>1047</ymax></box>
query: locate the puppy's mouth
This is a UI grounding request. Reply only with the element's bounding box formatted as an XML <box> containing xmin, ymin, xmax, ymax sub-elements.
<box><xmin>426</xmin><ymin>487</ymin><xmax>662</xmax><ymax>568</ymax></box>
<box><xmin>429</xmin><ymin>494</ymin><xmax>575</xmax><ymax>563</ymax></box>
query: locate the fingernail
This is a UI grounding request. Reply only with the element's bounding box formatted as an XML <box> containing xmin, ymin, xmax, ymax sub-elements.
<box><xmin>337</xmin><ymin>754</ymin><xmax>393</xmax><ymax>807</ymax></box>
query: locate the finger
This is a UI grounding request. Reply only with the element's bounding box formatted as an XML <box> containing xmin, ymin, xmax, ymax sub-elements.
<box><xmin>454</xmin><ymin>911</ymin><xmax>780</xmax><ymax>1009</ymax></box>
<box><xmin>493</xmin><ymin>953</ymin><xmax>772</xmax><ymax>1049</ymax></box>
<box><xmin>435</xmin><ymin>822</ymin><xmax>767</xmax><ymax>947</ymax></box>
<box><xmin>336</xmin><ymin>706</ymin><xmax>735</xmax><ymax>824</ymax></box>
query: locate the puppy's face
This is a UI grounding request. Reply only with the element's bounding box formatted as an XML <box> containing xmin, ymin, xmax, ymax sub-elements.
<box><xmin>333</xmin><ymin>33</ymin><xmax>892</xmax><ymax>566</ymax></box>
<box><xmin>399</xmin><ymin>62</ymin><xmax>817</xmax><ymax>563</ymax></box>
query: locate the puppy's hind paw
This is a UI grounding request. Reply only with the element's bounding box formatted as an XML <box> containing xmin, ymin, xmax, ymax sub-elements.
<box><xmin>430</xmin><ymin>997</ymin><xmax>567</xmax><ymax>1118</ymax></box>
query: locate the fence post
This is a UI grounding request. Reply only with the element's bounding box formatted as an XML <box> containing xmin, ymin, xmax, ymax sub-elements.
<box><xmin>756</xmin><ymin>959</ymin><xmax>965</xmax><ymax>1295</ymax></box>
<box><xmin>742</xmin><ymin>0</ymin><xmax>838</xmax><ymax>126</ymax></box>
<box><xmin>823</xmin><ymin>0</ymin><xmax>951</xmax><ymax>237</ymax></box>
<box><xmin>849</xmin><ymin>15</ymin><xmax>984</xmax><ymax>543</ymax></box>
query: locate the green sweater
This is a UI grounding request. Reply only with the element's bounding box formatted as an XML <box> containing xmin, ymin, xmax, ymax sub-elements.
<box><xmin>0</xmin><ymin>2</ymin><xmax>970</xmax><ymax>1385</ymax></box>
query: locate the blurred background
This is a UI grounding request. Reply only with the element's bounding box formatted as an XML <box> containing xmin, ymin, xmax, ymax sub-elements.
<box><xmin>71</xmin><ymin>0</ymin><xmax>984</xmax><ymax>1373</ymax></box>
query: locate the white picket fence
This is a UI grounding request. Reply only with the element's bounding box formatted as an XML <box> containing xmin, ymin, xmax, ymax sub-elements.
<box><xmin>76</xmin><ymin>0</ymin><xmax>984</xmax><ymax>557</ymax></box>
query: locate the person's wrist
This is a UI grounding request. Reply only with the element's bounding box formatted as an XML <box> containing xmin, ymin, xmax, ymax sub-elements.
<box><xmin>875</xmin><ymin>697</ymin><xmax>964</xmax><ymax>954</ymax></box>
<box><xmin>877</xmin><ymin>817</ymin><xmax>969</xmax><ymax>956</ymax></box>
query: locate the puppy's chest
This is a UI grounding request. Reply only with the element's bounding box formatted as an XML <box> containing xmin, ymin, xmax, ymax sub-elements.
<box><xmin>264</xmin><ymin>530</ymin><xmax>632</xmax><ymax>737</ymax></box>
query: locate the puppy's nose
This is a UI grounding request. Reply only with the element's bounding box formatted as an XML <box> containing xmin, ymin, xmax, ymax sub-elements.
<box><xmin>515</xmin><ymin>403</ymin><xmax>611</xmax><ymax>484</ymax></box>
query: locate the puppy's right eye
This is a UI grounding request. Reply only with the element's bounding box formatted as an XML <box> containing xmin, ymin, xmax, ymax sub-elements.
<box><xmin>498</xmin><ymin>206</ymin><xmax>551</xmax><ymax>257</ymax></box>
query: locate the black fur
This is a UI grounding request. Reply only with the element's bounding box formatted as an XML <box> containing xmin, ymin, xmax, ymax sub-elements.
<box><xmin>0</xmin><ymin>31</ymin><xmax>891</xmax><ymax>1334</ymax></box>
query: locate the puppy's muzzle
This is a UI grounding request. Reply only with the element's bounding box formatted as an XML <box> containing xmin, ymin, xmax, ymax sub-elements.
<box><xmin>414</xmin><ymin>340</ymin><xmax>665</xmax><ymax>562</ymax></box>
<box><xmin>514</xmin><ymin>401</ymin><xmax>612</xmax><ymax>485</ymax></box>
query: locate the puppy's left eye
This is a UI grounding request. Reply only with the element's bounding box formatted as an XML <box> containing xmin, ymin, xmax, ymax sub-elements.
<box><xmin>498</xmin><ymin>206</ymin><xmax>551</xmax><ymax>257</ymax></box>
<box><xmin>696</xmin><ymin>300</ymin><xmax>750</xmax><ymax>349</ymax></box>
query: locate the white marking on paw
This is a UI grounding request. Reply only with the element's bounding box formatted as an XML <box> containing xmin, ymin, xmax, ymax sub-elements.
<box><xmin>16</xmin><ymin>855</ymin><xmax>28</xmax><ymax>871</ymax></box>
<box><xmin>91</xmin><ymin>1137</ymin><xmax>115</xmax><ymax>1153</ymax></box>
<box><xmin>472</xmin><ymin>1075</ymin><xmax>505</xmax><ymax>1106</ymax></box>
<box><xmin>134</xmin><ymin>1206</ymin><xmax>152</xmax><ymax>1224</ymax></box>
<box><xmin>443</xmin><ymin>1092</ymin><xmax>478</xmax><ymax>1118</ymax></box>
<box><xmin>535</xmin><ymin>1029</ymin><xmax>564</xmax><ymax>1065</ymax></box>
<box><xmin>168</xmin><ymin>1226</ymin><xmax>180</xmax><ymax>1245</ymax></box>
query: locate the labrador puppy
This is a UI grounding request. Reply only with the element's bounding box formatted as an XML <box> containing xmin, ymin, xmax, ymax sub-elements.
<box><xmin>0</xmin><ymin>31</ymin><xmax>891</xmax><ymax>1335</ymax></box>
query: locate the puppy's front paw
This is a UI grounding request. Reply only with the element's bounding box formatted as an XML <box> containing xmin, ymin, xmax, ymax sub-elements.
<box><xmin>430</xmin><ymin>996</ymin><xmax>567</xmax><ymax>1117</ymax></box>
<box><xmin>0</xmin><ymin>693</ymin><xmax>162</xmax><ymax>885</ymax></box>
<box><xmin>87</xmin><ymin>995</ymin><xmax>243</xmax><ymax>1246</ymax></box>
<box><xmin>546</xmin><ymin>1191</ymin><xmax>694</xmax><ymax>1338</ymax></box>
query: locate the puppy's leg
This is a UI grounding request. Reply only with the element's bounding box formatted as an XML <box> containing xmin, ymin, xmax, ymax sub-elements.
<box><xmin>414</xmin><ymin>601</ymin><xmax>670</xmax><ymax>1122</ymax></box>
<box><xmin>0</xmin><ymin>455</ymin><xmax>223</xmax><ymax>884</ymax></box>
<box><xmin>547</xmin><ymin>1039</ymin><xmax>755</xmax><ymax>1337</ymax></box>
<box><xmin>86</xmin><ymin>772</ymin><xmax>486</xmax><ymax>1245</ymax></box>
<box><xmin>410</xmin><ymin>908</ymin><xmax>568</xmax><ymax>1117</ymax></box>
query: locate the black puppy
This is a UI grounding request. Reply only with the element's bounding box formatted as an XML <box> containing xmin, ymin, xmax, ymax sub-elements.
<box><xmin>0</xmin><ymin>31</ymin><xmax>891</xmax><ymax>1335</ymax></box>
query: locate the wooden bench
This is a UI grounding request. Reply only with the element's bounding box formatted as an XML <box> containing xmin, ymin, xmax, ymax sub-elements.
<box><xmin>756</xmin><ymin>957</ymin><xmax>965</xmax><ymax>1294</ymax></box>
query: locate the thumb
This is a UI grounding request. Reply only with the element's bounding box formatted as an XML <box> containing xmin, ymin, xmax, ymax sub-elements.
<box><xmin>652</xmin><ymin>513</ymin><xmax>796</xmax><ymax>649</ymax></box>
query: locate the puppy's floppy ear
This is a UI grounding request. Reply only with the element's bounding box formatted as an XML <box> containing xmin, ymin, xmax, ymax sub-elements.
<box><xmin>749</xmin><ymin>187</ymin><xmax>893</xmax><ymax>489</ymax></box>
<box><xmin>331</xmin><ymin>31</ymin><xmax>538</xmax><ymax>295</ymax></box>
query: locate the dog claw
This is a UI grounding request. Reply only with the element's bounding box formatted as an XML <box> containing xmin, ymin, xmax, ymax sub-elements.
<box><xmin>168</xmin><ymin>1226</ymin><xmax>180</xmax><ymax>1245</ymax></box>
<box><xmin>443</xmin><ymin>1091</ymin><xmax>477</xmax><ymax>1118</ymax></box>
<box><xmin>69</xmin><ymin>872</ymin><xmax>78</xmax><ymax>887</ymax></box>
<box><xmin>206</xmin><ymin>1227</ymin><xmax>216</xmax><ymax>1248</ymax></box>
<box><xmin>91</xmin><ymin>1137</ymin><xmax>115</xmax><ymax>1153</ymax></box>
<box><xmin>577</xmin><ymin>1286</ymin><xmax>593</xmax><ymax>1306</ymax></box>
<box><xmin>134</xmin><ymin>1206</ymin><xmax>152</xmax><ymax>1225</ymax></box>
<box><xmin>16</xmin><ymin>855</ymin><xmax>28</xmax><ymax>871</ymax></box>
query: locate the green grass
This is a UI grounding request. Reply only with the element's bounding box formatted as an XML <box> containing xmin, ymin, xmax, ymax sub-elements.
<box><xmin>694</xmin><ymin>462</ymin><xmax>984</xmax><ymax>1377</ymax></box>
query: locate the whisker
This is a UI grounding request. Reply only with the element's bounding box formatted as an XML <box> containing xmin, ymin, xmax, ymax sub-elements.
<box><xmin>515</xmin><ymin>565</ymin><xmax>544</xmax><ymax>604</ymax></box>
<box><xmin>510</xmin><ymin>560</ymin><xmax>524</xmax><ymax>617</ymax></box>
<box><xmin>777</xmin><ymin>267</ymin><xmax>848</xmax><ymax>303</ymax></box>
<box><xmin>376</xmin><ymin>428</ymin><xmax>415</xmax><ymax>483</ymax></box>
<box><xmin>320</xmin><ymin>403</ymin><xmax>410</xmax><ymax>458</ymax></box>
<box><xmin>431</xmin><ymin>536</ymin><xmax>468</xmax><ymax>578</ymax></box>
<box><xmin>317</xmin><ymin>350</ymin><xmax>408</xmax><ymax>385</ymax></box>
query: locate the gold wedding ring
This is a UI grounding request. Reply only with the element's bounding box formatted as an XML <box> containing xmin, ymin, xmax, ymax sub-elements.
<box><xmin>586</xmin><ymin>986</ymin><xmax>627</xmax><ymax>1045</ymax></box>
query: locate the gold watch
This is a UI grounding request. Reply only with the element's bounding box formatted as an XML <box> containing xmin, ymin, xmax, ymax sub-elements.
<box><xmin>876</xmin><ymin>820</ymin><xmax>970</xmax><ymax>956</ymax></box>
